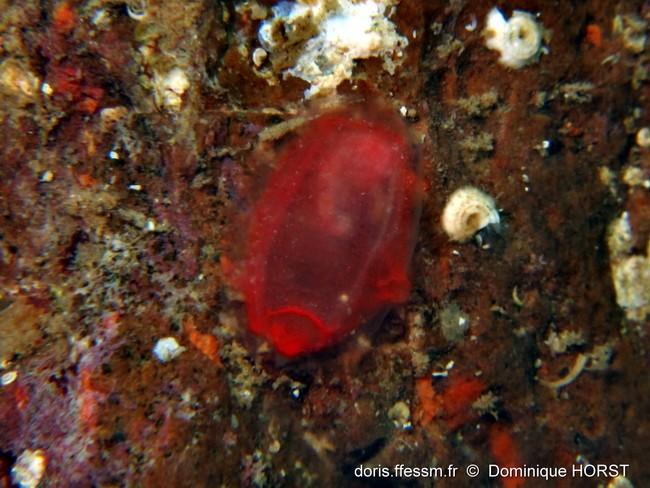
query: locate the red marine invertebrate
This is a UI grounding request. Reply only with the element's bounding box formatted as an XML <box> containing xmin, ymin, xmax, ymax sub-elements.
<box><xmin>243</xmin><ymin>105</ymin><xmax>421</xmax><ymax>357</ymax></box>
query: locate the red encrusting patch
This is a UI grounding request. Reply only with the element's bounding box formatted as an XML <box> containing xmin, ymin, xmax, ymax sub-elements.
<box><xmin>53</xmin><ymin>2</ymin><xmax>76</xmax><ymax>35</ymax></box>
<box><xmin>14</xmin><ymin>384</ymin><xmax>30</xmax><ymax>411</ymax></box>
<box><xmin>243</xmin><ymin>106</ymin><xmax>421</xmax><ymax>356</ymax></box>
<box><xmin>184</xmin><ymin>316</ymin><xmax>222</xmax><ymax>366</ymax></box>
<box><xmin>414</xmin><ymin>377</ymin><xmax>441</xmax><ymax>426</ymax></box>
<box><xmin>489</xmin><ymin>424</ymin><xmax>525</xmax><ymax>488</ymax></box>
<box><xmin>76</xmin><ymin>172</ymin><xmax>99</xmax><ymax>188</ymax></box>
<box><xmin>585</xmin><ymin>24</ymin><xmax>602</xmax><ymax>48</ymax></box>
<box><xmin>441</xmin><ymin>376</ymin><xmax>485</xmax><ymax>430</ymax></box>
<box><xmin>48</xmin><ymin>64</ymin><xmax>105</xmax><ymax>114</ymax></box>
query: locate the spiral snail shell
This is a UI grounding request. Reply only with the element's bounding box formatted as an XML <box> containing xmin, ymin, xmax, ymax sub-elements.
<box><xmin>441</xmin><ymin>186</ymin><xmax>500</xmax><ymax>243</ymax></box>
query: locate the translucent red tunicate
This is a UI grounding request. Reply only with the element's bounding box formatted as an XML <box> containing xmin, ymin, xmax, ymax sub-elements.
<box><xmin>244</xmin><ymin>105</ymin><xmax>421</xmax><ymax>356</ymax></box>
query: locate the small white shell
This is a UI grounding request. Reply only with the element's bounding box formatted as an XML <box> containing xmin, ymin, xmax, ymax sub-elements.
<box><xmin>11</xmin><ymin>449</ymin><xmax>46</xmax><ymax>488</ymax></box>
<box><xmin>636</xmin><ymin>127</ymin><xmax>650</xmax><ymax>148</ymax></box>
<box><xmin>153</xmin><ymin>337</ymin><xmax>185</xmax><ymax>363</ymax></box>
<box><xmin>484</xmin><ymin>7</ymin><xmax>544</xmax><ymax>69</ymax></box>
<box><xmin>441</xmin><ymin>186</ymin><xmax>500</xmax><ymax>242</ymax></box>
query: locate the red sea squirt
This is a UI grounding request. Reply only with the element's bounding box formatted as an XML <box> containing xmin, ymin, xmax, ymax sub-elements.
<box><xmin>244</xmin><ymin>105</ymin><xmax>421</xmax><ymax>357</ymax></box>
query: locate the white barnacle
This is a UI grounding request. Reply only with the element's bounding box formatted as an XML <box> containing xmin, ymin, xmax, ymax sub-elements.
<box><xmin>441</xmin><ymin>186</ymin><xmax>500</xmax><ymax>243</ymax></box>
<box><xmin>153</xmin><ymin>337</ymin><xmax>186</xmax><ymax>363</ymax></box>
<box><xmin>11</xmin><ymin>449</ymin><xmax>46</xmax><ymax>488</ymax></box>
<box><xmin>153</xmin><ymin>67</ymin><xmax>190</xmax><ymax>110</ymax></box>
<box><xmin>483</xmin><ymin>7</ymin><xmax>545</xmax><ymax>69</ymax></box>
<box><xmin>636</xmin><ymin>127</ymin><xmax>650</xmax><ymax>148</ymax></box>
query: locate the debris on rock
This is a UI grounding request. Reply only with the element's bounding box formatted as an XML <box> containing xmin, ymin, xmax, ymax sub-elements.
<box><xmin>258</xmin><ymin>0</ymin><xmax>408</xmax><ymax>98</ymax></box>
<box><xmin>608</xmin><ymin>212</ymin><xmax>650</xmax><ymax>321</ymax></box>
